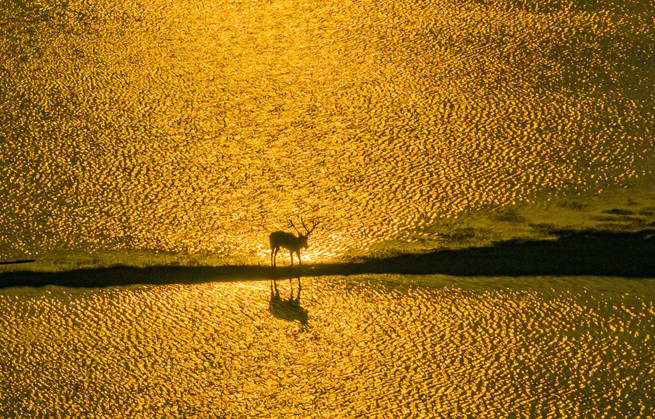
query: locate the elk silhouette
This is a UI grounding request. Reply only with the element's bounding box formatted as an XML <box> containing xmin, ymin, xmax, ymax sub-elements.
<box><xmin>269</xmin><ymin>218</ymin><xmax>319</xmax><ymax>267</ymax></box>
<box><xmin>269</xmin><ymin>276</ymin><xmax>308</xmax><ymax>327</ymax></box>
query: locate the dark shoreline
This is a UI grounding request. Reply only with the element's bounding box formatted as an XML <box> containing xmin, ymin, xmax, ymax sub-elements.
<box><xmin>1</xmin><ymin>229</ymin><xmax>654</xmax><ymax>288</ymax></box>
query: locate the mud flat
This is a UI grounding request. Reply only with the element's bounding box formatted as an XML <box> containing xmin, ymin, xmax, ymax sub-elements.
<box><xmin>1</xmin><ymin>228</ymin><xmax>653</xmax><ymax>289</ymax></box>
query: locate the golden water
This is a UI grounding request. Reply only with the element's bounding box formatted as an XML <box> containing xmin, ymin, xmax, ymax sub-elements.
<box><xmin>2</xmin><ymin>0</ymin><xmax>655</xmax><ymax>415</ymax></box>
<box><xmin>1</xmin><ymin>276</ymin><xmax>654</xmax><ymax>417</ymax></box>
<box><xmin>1</xmin><ymin>0</ymin><xmax>654</xmax><ymax>263</ymax></box>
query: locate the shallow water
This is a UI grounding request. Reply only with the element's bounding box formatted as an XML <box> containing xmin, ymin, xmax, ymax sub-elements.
<box><xmin>2</xmin><ymin>1</ymin><xmax>655</xmax><ymax>416</ymax></box>
<box><xmin>0</xmin><ymin>275</ymin><xmax>653</xmax><ymax>417</ymax></box>
<box><xmin>1</xmin><ymin>0</ymin><xmax>654</xmax><ymax>264</ymax></box>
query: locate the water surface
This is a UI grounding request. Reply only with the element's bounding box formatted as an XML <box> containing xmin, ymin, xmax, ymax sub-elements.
<box><xmin>2</xmin><ymin>0</ymin><xmax>655</xmax><ymax>416</ymax></box>
<box><xmin>1</xmin><ymin>0</ymin><xmax>654</xmax><ymax>264</ymax></box>
<box><xmin>1</xmin><ymin>275</ymin><xmax>653</xmax><ymax>417</ymax></box>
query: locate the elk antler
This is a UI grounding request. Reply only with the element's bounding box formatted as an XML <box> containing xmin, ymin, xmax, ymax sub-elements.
<box><xmin>301</xmin><ymin>217</ymin><xmax>320</xmax><ymax>235</ymax></box>
<box><xmin>289</xmin><ymin>219</ymin><xmax>301</xmax><ymax>235</ymax></box>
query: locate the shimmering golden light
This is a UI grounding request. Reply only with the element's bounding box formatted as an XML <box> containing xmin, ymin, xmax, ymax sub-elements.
<box><xmin>0</xmin><ymin>276</ymin><xmax>653</xmax><ymax>415</ymax></box>
<box><xmin>1</xmin><ymin>0</ymin><xmax>653</xmax><ymax>263</ymax></box>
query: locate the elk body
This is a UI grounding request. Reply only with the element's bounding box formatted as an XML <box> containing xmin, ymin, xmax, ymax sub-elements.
<box><xmin>269</xmin><ymin>219</ymin><xmax>318</xmax><ymax>267</ymax></box>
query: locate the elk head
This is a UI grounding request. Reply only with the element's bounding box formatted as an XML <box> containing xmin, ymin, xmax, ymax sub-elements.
<box><xmin>289</xmin><ymin>218</ymin><xmax>319</xmax><ymax>247</ymax></box>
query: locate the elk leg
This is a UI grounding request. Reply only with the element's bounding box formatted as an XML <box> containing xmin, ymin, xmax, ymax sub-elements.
<box><xmin>272</xmin><ymin>247</ymin><xmax>278</xmax><ymax>267</ymax></box>
<box><xmin>289</xmin><ymin>250</ymin><xmax>293</xmax><ymax>290</ymax></box>
<box><xmin>271</xmin><ymin>278</ymin><xmax>279</xmax><ymax>296</ymax></box>
<box><xmin>296</xmin><ymin>277</ymin><xmax>302</xmax><ymax>302</ymax></box>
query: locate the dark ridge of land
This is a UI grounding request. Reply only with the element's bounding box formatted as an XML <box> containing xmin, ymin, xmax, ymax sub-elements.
<box><xmin>0</xmin><ymin>229</ymin><xmax>654</xmax><ymax>288</ymax></box>
<box><xmin>0</xmin><ymin>259</ymin><xmax>35</xmax><ymax>265</ymax></box>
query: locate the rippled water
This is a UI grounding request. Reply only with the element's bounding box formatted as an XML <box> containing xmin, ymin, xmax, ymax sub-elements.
<box><xmin>2</xmin><ymin>0</ymin><xmax>655</xmax><ymax>416</ymax></box>
<box><xmin>1</xmin><ymin>276</ymin><xmax>653</xmax><ymax>416</ymax></box>
<box><xmin>1</xmin><ymin>0</ymin><xmax>654</xmax><ymax>263</ymax></box>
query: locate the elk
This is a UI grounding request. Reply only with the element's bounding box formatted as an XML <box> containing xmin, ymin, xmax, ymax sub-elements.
<box><xmin>270</xmin><ymin>276</ymin><xmax>308</xmax><ymax>327</ymax></box>
<box><xmin>269</xmin><ymin>218</ymin><xmax>319</xmax><ymax>267</ymax></box>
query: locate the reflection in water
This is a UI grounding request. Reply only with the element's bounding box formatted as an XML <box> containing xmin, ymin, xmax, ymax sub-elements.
<box><xmin>1</xmin><ymin>0</ymin><xmax>654</xmax><ymax>415</ymax></box>
<box><xmin>0</xmin><ymin>276</ymin><xmax>653</xmax><ymax>416</ymax></box>
<box><xmin>269</xmin><ymin>276</ymin><xmax>308</xmax><ymax>328</ymax></box>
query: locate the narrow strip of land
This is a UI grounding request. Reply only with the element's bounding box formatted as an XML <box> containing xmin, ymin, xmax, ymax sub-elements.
<box><xmin>0</xmin><ymin>260</ymin><xmax>35</xmax><ymax>265</ymax></box>
<box><xmin>0</xmin><ymin>229</ymin><xmax>653</xmax><ymax>288</ymax></box>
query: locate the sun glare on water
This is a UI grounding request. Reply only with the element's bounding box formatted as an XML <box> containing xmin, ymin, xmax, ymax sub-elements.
<box><xmin>0</xmin><ymin>0</ymin><xmax>653</xmax><ymax>262</ymax></box>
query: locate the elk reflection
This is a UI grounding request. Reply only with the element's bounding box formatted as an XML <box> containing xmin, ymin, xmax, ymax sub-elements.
<box><xmin>269</xmin><ymin>276</ymin><xmax>308</xmax><ymax>327</ymax></box>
